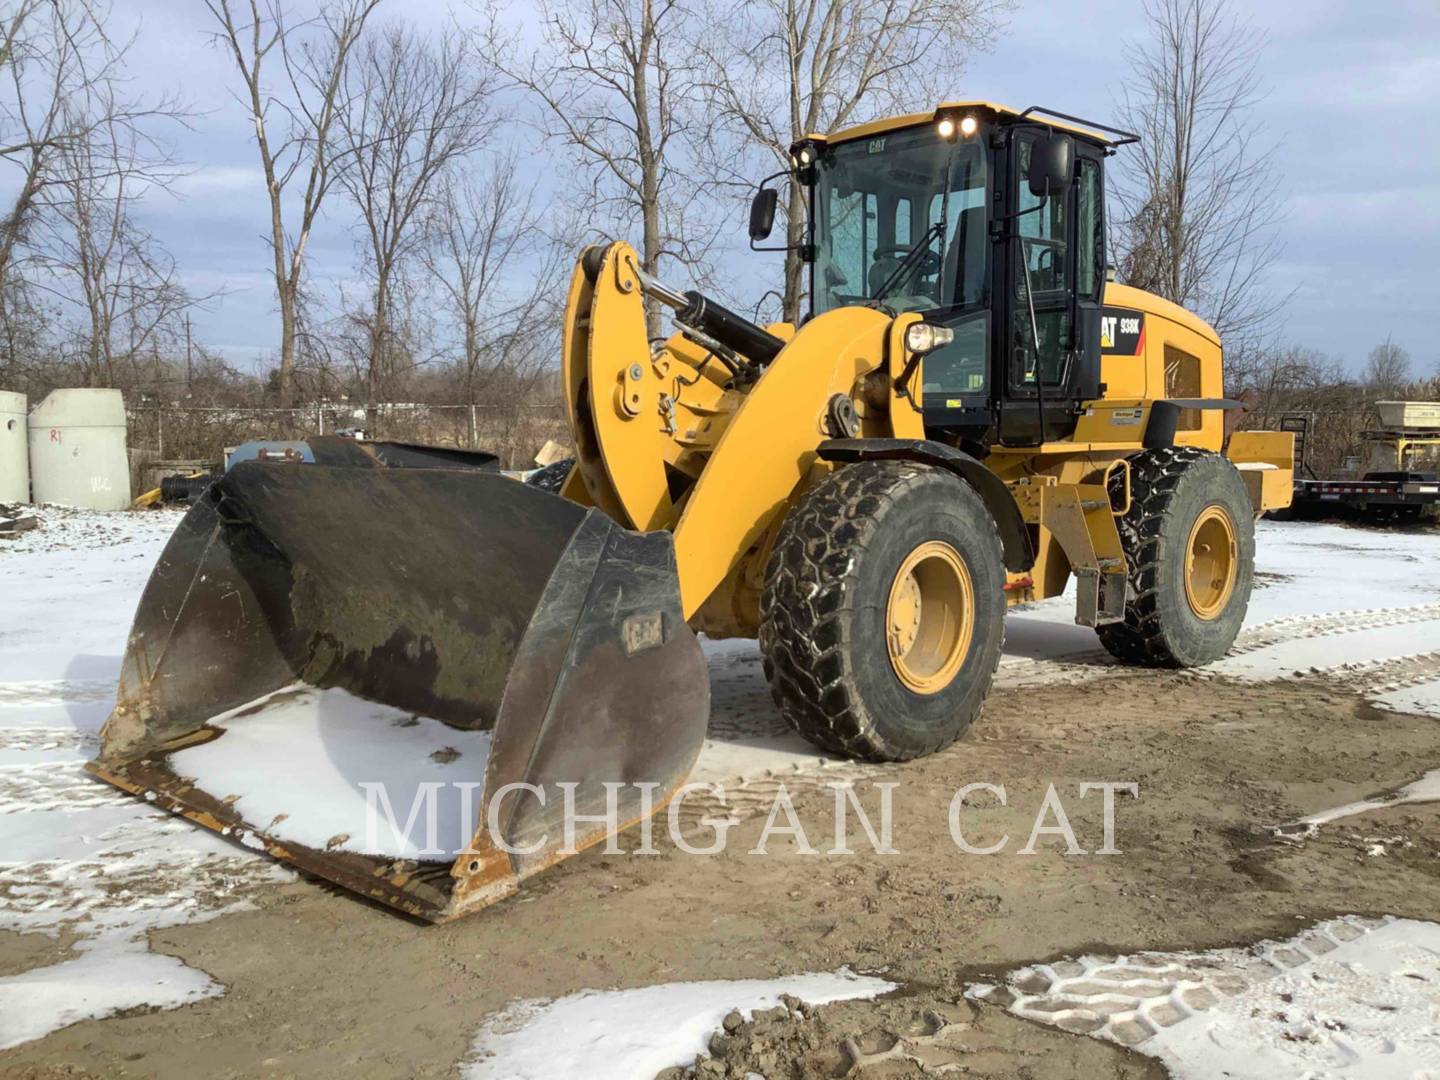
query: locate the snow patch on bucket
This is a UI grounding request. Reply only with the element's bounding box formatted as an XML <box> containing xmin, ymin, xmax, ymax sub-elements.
<box><xmin>170</xmin><ymin>685</ymin><xmax>492</xmax><ymax>860</ymax></box>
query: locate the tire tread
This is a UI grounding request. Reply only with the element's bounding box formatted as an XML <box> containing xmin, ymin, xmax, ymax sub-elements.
<box><xmin>759</xmin><ymin>461</ymin><xmax>1004</xmax><ymax>762</ymax></box>
<box><xmin>1098</xmin><ymin>446</ymin><xmax>1249</xmax><ymax>667</ymax></box>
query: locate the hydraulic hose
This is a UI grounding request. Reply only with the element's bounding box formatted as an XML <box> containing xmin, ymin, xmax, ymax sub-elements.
<box><xmin>674</xmin><ymin>290</ymin><xmax>784</xmax><ymax>366</ymax></box>
<box><xmin>635</xmin><ymin>267</ymin><xmax>785</xmax><ymax>365</ymax></box>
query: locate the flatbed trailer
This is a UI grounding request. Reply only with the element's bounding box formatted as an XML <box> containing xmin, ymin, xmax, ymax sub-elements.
<box><xmin>1291</xmin><ymin>475</ymin><xmax>1440</xmax><ymax>513</ymax></box>
<box><xmin>1279</xmin><ymin>413</ymin><xmax>1439</xmax><ymax>521</ymax></box>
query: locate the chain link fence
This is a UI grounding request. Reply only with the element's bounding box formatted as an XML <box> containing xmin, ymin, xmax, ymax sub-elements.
<box><xmin>126</xmin><ymin>402</ymin><xmax>572</xmax><ymax>490</ymax></box>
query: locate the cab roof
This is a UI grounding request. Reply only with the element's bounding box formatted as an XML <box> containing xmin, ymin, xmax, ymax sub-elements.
<box><xmin>808</xmin><ymin>103</ymin><xmax>1134</xmax><ymax>150</ymax></box>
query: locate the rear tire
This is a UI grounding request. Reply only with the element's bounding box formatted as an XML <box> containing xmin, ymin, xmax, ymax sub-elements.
<box><xmin>1098</xmin><ymin>447</ymin><xmax>1254</xmax><ymax>667</ymax></box>
<box><xmin>759</xmin><ymin>461</ymin><xmax>1005</xmax><ymax>762</ymax></box>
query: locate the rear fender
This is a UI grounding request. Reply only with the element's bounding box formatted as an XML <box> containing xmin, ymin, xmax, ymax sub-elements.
<box><xmin>1226</xmin><ymin>429</ymin><xmax>1295</xmax><ymax>513</ymax></box>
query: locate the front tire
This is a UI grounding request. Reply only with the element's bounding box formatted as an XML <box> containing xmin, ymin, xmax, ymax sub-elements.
<box><xmin>759</xmin><ymin>461</ymin><xmax>1006</xmax><ymax>762</ymax></box>
<box><xmin>1098</xmin><ymin>447</ymin><xmax>1255</xmax><ymax>667</ymax></box>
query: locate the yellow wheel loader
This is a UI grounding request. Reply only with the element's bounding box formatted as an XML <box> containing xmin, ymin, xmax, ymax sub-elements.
<box><xmin>88</xmin><ymin>102</ymin><xmax>1294</xmax><ymax>920</ymax></box>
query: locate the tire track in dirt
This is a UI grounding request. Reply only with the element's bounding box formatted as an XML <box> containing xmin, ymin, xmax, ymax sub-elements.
<box><xmin>693</xmin><ymin>604</ymin><xmax>1440</xmax><ymax>830</ymax></box>
<box><xmin>0</xmin><ymin>728</ymin><xmax>95</xmax><ymax>753</ymax></box>
<box><xmin>994</xmin><ymin>603</ymin><xmax>1440</xmax><ymax>690</ymax></box>
<box><xmin>965</xmin><ymin>914</ymin><xmax>1440</xmax><ymax>1074</ymax></box>
<box><xmin>668</xmin><ymin>765</ymin><xmax>887</xmax><ymax>839</ymax></box>
<box><xmin>0</xmin><ymin>681</ymin><xmax>114</xmax><ymax>706</ymax></box>
<box><xmin>1315</xmin><ymin>651</ymin><xmax>1440</xmax><ymax>700</ymax></box>
<box><xmin>0</xmin><ymin>761</ymin><xmax>130</xmax><ymax>814</ymax></box>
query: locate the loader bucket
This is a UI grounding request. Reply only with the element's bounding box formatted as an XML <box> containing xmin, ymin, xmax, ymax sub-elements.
<box><xmin>87</xmin><ymin>446</ymin><xmax>709</xmax><ymax>921</ymax></box>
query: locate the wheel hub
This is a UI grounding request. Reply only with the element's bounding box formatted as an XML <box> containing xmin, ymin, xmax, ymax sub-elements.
<box><xmin>1184</xmin><ymin>504</ymin><xmax>1238</xmax><ymax>621</ymax></box>
<box><xmin>885</xmin><ymin>540</ymin><xmax>975</xmax><ymax>694</ymax></box>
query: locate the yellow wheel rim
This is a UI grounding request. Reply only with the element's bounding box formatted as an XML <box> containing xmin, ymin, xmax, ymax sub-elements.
<box><xmin>1184</xmin><ymin>505</ymin><xmax>1238</xmax><ymax>621</ymax></box>
<box><xmin>885</xmin><ymin>540</ymin><xmax>975</xmax><ymax>694</ymax></box>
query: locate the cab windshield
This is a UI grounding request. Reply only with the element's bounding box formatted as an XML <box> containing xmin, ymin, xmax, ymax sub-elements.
<box><xmin>811</xmin><ymin>127</ymin><xmax>988</xmax><ymax>317</ymax></box>
<box><xmin>810</xmin><ymin>124</ymin><xmax>991</xmax><ymax>401</ymax></box>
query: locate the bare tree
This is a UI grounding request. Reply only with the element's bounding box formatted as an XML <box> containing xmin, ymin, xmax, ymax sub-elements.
<box><xmin>479</xmin><ymin>0</ymin><xmax>712</xmax><ymax>337</ymax></box>
<box><xmin>1114</xmin><ymin>0</ymin><xmax>1285</xmax><ymax>351</ymax></box>
<box><xmin>697</xmin><ymin>0</ymin><xmax>1008</xmax><ymax>321</ymax></box>
<box><xmin>36</xmin><ymin>116</ymin><xmax>198</xmax><ymax>387</ymax></box>
<box><xmin>334</xmin><ymin>23</ymin><xmax>495</xmax><ymax>406</ymax></box>
<box><xmin>1227</xmin><ymin>342</ymin><xmax>1373</xmax><ymax>476</ymax></box>
<box><xmin>1363</xmin><ymin>339</ymin><xmax>1410</xmax><ymax>399</ymax></box>
<box><xmin>1229</xmin><ymin>343</ymin><xmax>1342</xmax><ymax>429</ymax></box>
<box><xmin>333</xmin><ymin>266</ymin><xmax>441</xmax><ymax>409</ymax></box>
<box><xmin>0</xmin><ymin>0</ymin><xmax>107</xmax><ymax>286</ymax></box>
<box><xmin>422</xmin><ymin>153</ymin><xmax>564</xmax><ymax>409</ymax></box>
<box><xmin>0</xmin><ymin>274</ymin><xmax>50</xmax><ymax>389</ymax></box>
<box><xmin>205</xmin><ymin>0</ymin><xmax>380</xmax><ymax>406</ymax></box>
<box><xmin>0</xmin><ymin>1</ymin><xmax>183</xmax><ymax>304</ymax></box>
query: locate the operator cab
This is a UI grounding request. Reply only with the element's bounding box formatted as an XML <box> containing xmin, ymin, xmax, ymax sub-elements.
<box><xmin>764</xmin><ymin>103</ymin><xmax>1134</xmax><ymax>449</ymax></box>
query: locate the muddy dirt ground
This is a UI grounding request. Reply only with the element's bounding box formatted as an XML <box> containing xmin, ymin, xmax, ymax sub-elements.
<box><xmin>3</xmin><ymin>665</ymin><xmax>1437</xmax><ymax>1079</ymax></box>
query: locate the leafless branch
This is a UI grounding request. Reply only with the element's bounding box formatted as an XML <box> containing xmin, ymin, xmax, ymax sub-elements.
<box><xmin>1113</xmin><ymin>0</ymin><xmax>1289</xmax><ymax>353</ymax></box>
<box><xmin>203</xmin><ymin>0</ymin><xmax>380</xmax><ymax>405</ymax></box>
<box><xmin>694</xmin><ymin>0</ymin><xmax>1010</xmax><ymax>319</ymax></box>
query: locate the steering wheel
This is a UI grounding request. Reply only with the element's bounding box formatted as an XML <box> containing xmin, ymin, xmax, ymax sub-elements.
<box><xmin>872</xmin><ymin>245</ymin><xmax>942</xmax><ymax>275</ymax></box>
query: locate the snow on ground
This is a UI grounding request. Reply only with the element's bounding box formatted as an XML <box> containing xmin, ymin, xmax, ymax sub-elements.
<box><xmin>0</xmin><ymin>506</ymin><xmax>183</xmax><ymax>687</ymax></box>
<box><xmin>462</xmin><ymin>969</ymin><xmax>895</xmax><ymax>1080</ymax></box>
<box><xmin>702</xmin><ymin>520</ymin><xmax>1440</xmax><ymax>771</ymax></box>
<box><xmin>0</xmin><ymin>781</ymin><xmax>289</xmax><ymax>1049</ymax></box>
<box><xmin>1278</xmin><ymin>769</ymin><xmax>1440</xmax><ymax>834</ymax></box>
<box><xmin>171</xmin><ymin>685</ymin><xmax>493</xmax><ymax>859</ymax></box>
<box><xmin>1210</xmin><ymin>618</ymin><xmax>1440</xmax><ymax>681</ymax></box>
<box><xmin>2</xmin><ymin>506</ymin><xmax>1438</xmax><ymax>1057</ymax></box>
<box><xmin>996</xmin><ymin>519</ymin><xmax>1440</xmax><ymax>686</ymax></box>
<box><xmin>0</xmin><ymin>507</ymin><xmax>288</xmax><ymax>1051</ymax></box>
<box><xmin>969</xmin><ymin>915</ymin><xmax>1440</xmax><ymax>1079</ymax></box>
<box><xmin>1375</xmin><ymin>678</ymin><xmax>1440</xmax><ymax>718</ymax></box>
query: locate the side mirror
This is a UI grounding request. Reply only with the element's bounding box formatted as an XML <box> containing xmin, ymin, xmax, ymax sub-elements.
<box><xmin>1027</xmin><ymin>133</ymin><xmax>1074</xmax><ymax>198</ymax></box>
<box><xmin>749</xmin><ymin>187</ymin><xmax>778</xmax><ymax>242</ymax></box>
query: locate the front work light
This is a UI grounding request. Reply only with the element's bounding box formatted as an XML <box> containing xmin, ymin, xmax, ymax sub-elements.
<box><xmin>905</xmin><ymin>323</ymin><xmax>955</xmax><ymax>355</ymax></box>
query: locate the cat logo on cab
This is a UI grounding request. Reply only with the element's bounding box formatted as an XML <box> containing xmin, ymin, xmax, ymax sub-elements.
<box><xmin>1100</xmin><ymin>307</ymin><xmax>1145</xmax><ymax>356</ymax></box>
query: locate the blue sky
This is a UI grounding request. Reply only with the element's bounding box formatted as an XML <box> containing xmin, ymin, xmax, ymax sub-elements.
<box><xmin>117</xmin><ymin>0</ymin><xmax>1440</xmax><ymax>374</ymax></box>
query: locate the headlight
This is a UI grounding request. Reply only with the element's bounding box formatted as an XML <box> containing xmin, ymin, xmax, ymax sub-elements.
<box><xmin>905</xmin><ymin>323</ymin><xmax>955</xmax><ymax>354</ymax></box>
<box><xmin>959</xmin><ymin>115</ymin><xmax>978</xmax><ymax>137</ymax></box>
<box><xmin>937</xmin><ymin>117</ymin><xmax>956</xmax><ymax>139</ymax></box>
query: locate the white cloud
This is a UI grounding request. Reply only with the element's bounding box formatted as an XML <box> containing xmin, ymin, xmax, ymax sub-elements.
<box><xmin>1285</xmin><ymin>187</ymin><xmax>1440</xmax><ymax>234</ymax></box>
<box><xmin>171</xmin><ymin>165</ymin><xmax>267</xmax><ymax>198</ymax></box>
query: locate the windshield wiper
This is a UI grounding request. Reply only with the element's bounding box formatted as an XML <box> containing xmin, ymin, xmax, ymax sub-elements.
<box><xmin>870</xmin><ymin>222</ymin><xmax>943</xmax><ymax>305</ymax></box>
<box><xmin>870</xmin><ymin>140</ymin><xmax>961</xmax><ymax>307</ymax></box>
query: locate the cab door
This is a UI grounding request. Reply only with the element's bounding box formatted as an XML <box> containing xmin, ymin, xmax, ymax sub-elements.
<box><xmin>996</xmin><ymin>128</ymin><xmax>1104</xmax><ymax>445</ymax></box>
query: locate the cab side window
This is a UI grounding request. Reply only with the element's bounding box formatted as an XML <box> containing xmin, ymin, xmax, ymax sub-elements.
<box><xmin>1012</xmin><ymin>134</ymin><xmax>1073</xmax><ymax>387</ymax></box>
<box><xmin>1015</xmin><ymin>139</ymin><xmax>1069</xmax><ymax>293</ymax></box>
<box><xmin>1076</xmin><ymin>158</ymin><xmax>1102</xmax><ymax>301</ymax></box>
